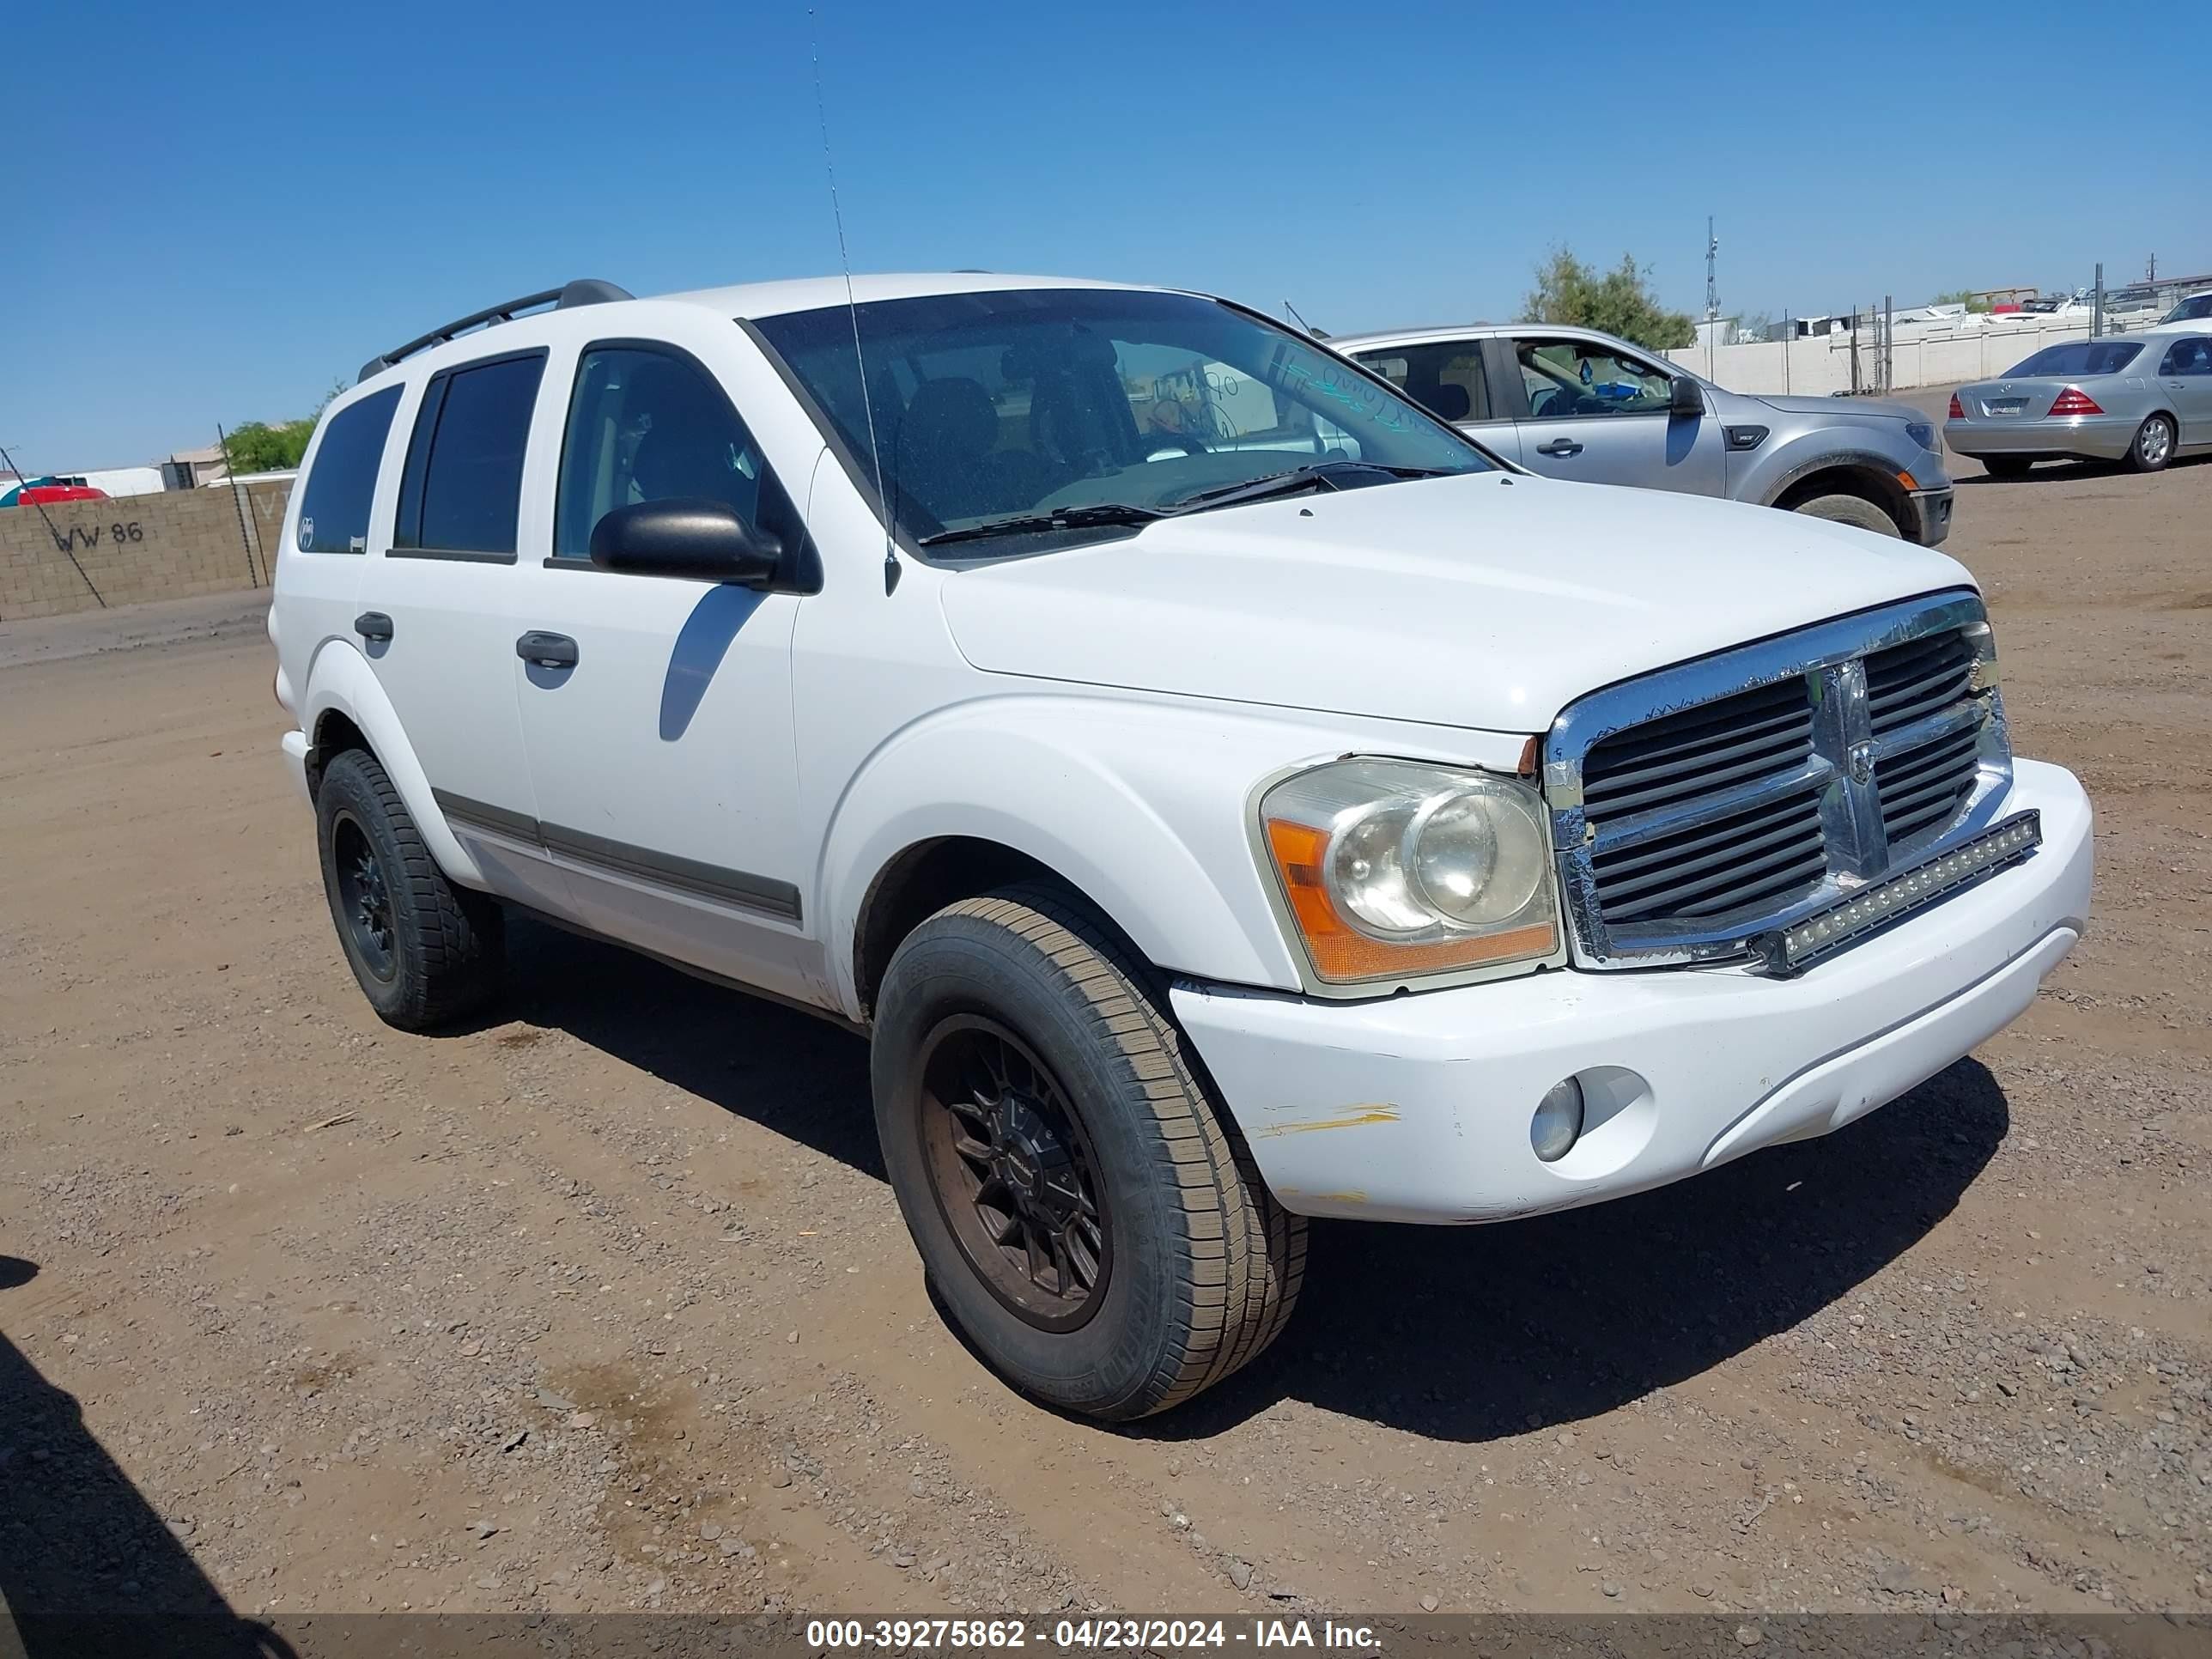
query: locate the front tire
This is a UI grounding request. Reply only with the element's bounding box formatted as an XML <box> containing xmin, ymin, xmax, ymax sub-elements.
<box><xmin>315</xmin><ymin>749</ymin><xmax>504</xmax><ymax>1031</ymax></box>
<box><xmin>872</xmin><ymin>886</ymin><xmax>1304</xmax><ymax>1420</ymax></box>
<box><xmin>2124</xmin><ymin>413</ymin><xmax>2175</xmax><ymax>474</ymax></box>
<box><xmin>1790</xmin><ymin>492</ymin><xmax>1900</xmax><ymax>537</ymax></box>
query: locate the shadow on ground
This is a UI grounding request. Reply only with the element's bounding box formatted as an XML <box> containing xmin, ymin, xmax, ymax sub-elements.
<box><xmin>1154</xmin><ymin>1057</ymin><xmax>2009</xmax><ymax>1441</ymax></box>
<box><xmin>500</xmin><ymin>915</ymin><xmax>881</xmax><ymax>1178</ymax></box>
<box><xmin>495</xmin><ymin>918</ymin><xmax>2010</xmax><ymax>1443</ymax></box>
<box><xmin>1955</xmin><ymin>453</ymin><xmax>2208</xmax><ymax>484</ymax></box>
<box><xmin>0</xmin><ymin>1285</ymin><xmax>293</xmax><ymax>1656</ymax></box>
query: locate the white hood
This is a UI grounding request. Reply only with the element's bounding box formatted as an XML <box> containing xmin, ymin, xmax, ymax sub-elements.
<box><xmin>939</xmin><ymin>472</ymin><xmax>1973</xmax><ymax>733</ymax></box>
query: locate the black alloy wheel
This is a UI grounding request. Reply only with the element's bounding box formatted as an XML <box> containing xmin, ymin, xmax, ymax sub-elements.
<box><xmin>915</xmin><ymin>1014</ymin><xmax>1109</xmax><ymax>1331</ymax></box>
<box><xmin>331</xmin><ymin>812</ymin><xmax>396</xmax><ymax>982</ymax></box>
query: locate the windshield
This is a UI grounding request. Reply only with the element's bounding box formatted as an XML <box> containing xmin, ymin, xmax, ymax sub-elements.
<box><xmin>751</xmin><ymin>289</ymin><xmax>1492</xmax><ymax>550</ymax></box>
<box><xmin>2004</xmin><ymin>341</ymin><xmax>2142</xmax><ymax>378</ymax></box>
<box><xmin>2162</xmin><ymin>295</ymin><xmax>2212</xmax><ymax>324</ymax></box>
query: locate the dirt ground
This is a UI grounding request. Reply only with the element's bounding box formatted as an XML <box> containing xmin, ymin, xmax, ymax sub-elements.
<box><xmin>2</xmin><ymin>424</ymin><xmax>2207</xmax><ymax>1630</ymax></box>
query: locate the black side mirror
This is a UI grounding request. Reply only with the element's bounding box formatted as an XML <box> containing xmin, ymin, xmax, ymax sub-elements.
<box><xmin>1669</xmin><ymin>376</ymin><xmax>1705</xmax><ymax>418</ymax></box>
<box><xmin>589</xmin><ymin>497</ymin><xmax>781</xmax><ymax>586</ymax></box>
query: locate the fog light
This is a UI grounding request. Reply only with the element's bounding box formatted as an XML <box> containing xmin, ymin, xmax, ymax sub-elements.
<box><xmin>1531</xmin><ymin>1077</ymin><xmax>1585</xmax><ymax>1163</ymax></box>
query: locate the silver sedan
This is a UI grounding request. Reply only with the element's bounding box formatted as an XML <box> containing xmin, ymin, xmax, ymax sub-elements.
<box><xmin>1942</xmin><ymin>328</ymin><xmax>2212</xmax><ymax>477</ymax></box>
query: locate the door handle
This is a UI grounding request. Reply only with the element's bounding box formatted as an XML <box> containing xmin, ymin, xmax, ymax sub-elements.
<box><xmin>515</xmin><ymin>630</ymin><xmax>580</xmax><ymax>670</ymax></box>
<box><xmin>353</xmin><ymin>611</ymin><xmax>393</xmax><ymax>642</ymax></box>
<box><xmin>1534</xmin><ymin>438</ymin><xmax>1584</xmax><ymax>457</ymax></box>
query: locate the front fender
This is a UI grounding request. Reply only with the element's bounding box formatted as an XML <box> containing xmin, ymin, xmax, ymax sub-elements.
<box><xmin>1744</xmin><ymin>435</ymin><xmax>1920</xmax><ymax>507</ymax></box>
<box><xmin>817</xmin><ymin>696</ymin><xmax>1378</xmax><ymax>1015</ymax></box>
<box><xmin>302</xmin><ymin>639</ymin><xmax>486</xmax><ymax>889</ymax></box>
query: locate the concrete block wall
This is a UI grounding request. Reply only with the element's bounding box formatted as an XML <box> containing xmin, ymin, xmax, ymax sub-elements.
<box><xmin>0</xmin><ymin>480</ymin><xmax>290</xmax><ymax>621</ymax></box>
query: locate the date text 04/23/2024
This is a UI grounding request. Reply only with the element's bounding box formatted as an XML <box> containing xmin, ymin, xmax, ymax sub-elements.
<box><xmin>805</xmin><ymin>1619</ymin><xmax>1381</xmax><ymax>1651</ymax></box>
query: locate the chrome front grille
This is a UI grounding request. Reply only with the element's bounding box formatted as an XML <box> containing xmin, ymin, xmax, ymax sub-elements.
<box><xmin>1545</xmin><ymin>592</ymin><xmax>2013</xmax><ymax>969</ymax></box>
<box><xmin>1866</xmin><ymin>628</ymin><xmax>1976</xmax><ymax>732</ymax></box>
<box><xmin>1579</xmin><ymin>677</ymin><xmax>1814</xmax><ymax>817</ymax></box>
<box><xmin>1876</xmin><ymin>723</ymin><xmax>1983</xmax><ymax>845</ymax></box>
<box><xmin>1579</xmin><ymin>677</ymin><xmax>1825</xmax><ymax>925</ymax></box>
<box><xmin>1589</xmin><ymin>784</ymin><xmax>1828</xmax><ymax>925</ymax></box>
<box><xmin>1864</xmin><ymin>629</ymin><xmax>1984</xmax><ymax>849</ymax></box>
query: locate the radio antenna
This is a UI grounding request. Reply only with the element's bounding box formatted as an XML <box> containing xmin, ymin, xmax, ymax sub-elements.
<box><xmin>809</xmin><ymin>9</ymin><xmax>898</xmax><ymax>595</ymax></box>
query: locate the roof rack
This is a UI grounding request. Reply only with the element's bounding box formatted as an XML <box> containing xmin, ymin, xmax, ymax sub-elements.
<box><xmin>356</xmin><ymin>278</ymin><xmax>633</xmax><ymax>384</ymax></box>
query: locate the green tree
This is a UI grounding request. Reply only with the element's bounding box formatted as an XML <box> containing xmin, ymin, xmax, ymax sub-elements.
<box><xmin>1929</xmin><ymin>289</ymin><xmax>1993</xmax><ymax>313</ymax></box>
<box><xmin>1522</xmin><ymin>248</ymin><xmax>1695</xmax><ymax>351</ymax></box>
<box><xmin>220</xmin><ymin>377</ymin><xmax>348</xmax><ymax>474</ymax></box>
<box><xmin>220</xmin><ymin>419</ymin><xmax>316</xmax><ymax>473</ymax></box>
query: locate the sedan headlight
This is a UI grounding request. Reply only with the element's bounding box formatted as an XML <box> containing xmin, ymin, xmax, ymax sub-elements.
<box><xmin>1260</xmin><ymin>758</ymin><xmax>1560</xmax><ymax>985</ymax></box>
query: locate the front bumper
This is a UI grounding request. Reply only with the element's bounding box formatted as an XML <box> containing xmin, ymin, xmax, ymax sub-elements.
<box><xmin>1907</xmin><ymin>485</ymin><xmax>1953</xmax><ymax>545</ymax></box>
<box><xmin>1945</xmin><ymin>414</ymin><xmax>2138</xmax><ymax>461</ymax></box>
<box><xmin>1174</xmin><ymin>758</ymin><xmax>2091</xmax><ymax>1224</ymax></box>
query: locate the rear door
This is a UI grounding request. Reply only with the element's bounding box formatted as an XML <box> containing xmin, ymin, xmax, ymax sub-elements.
<box><xmin>357</xmin><ymin>348</ymin><xmax>574</xmax><ymax>914</ymax></box>
<box><xmin>2157</xmin><ymin>335</ymin><xmax>2212</xmax><ymax>447</ymax></box>
<box><xmin>1346</xmin><ymin>339</ymin><xmax>1521</xmax><ymax>463</ymax></box>
<box><xmin>1504</xmin><ymin>333</ymin><xmax>1723</xmax><ymax>494</ymax></box>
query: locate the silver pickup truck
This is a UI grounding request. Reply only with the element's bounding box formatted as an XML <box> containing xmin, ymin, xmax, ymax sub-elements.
<box><xmin>1332</xmin><ymin>323</ymin><xmax>1954</xmax><ymax>545</ymax></box>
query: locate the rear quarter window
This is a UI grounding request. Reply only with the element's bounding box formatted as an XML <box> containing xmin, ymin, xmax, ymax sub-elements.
<box><xmin>295</xmin><ymin>386</ymin><xmax>402</xmax><ymax>554</ymax></box>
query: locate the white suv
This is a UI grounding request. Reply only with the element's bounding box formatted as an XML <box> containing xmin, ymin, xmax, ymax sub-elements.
<box><xmin>270</xmin><ymin>273</ymin><xmax>2094</xmax><ymax>1420</ymax></box>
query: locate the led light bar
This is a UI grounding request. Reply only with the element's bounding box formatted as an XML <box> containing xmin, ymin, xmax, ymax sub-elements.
<box><xmin>1755</xmin><ymin>811</ymin><xmax>2043</xmax><ymax>974</ymax></box>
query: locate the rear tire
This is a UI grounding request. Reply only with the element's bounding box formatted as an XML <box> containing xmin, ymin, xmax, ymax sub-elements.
<box><xmin>2124</xmin><ymin>413</ymin><xmax>2175</xmax><ymax>474</ymax></box>
<box><xmin>1981</xmin><ymin>456</ymin><xmax>2033</xmax><ymax>480</ymax></box>
<box><xmin>1790</xmin><ymin>492</ymin><xmax>1900</xmax><ymax>537</ymax></box>
<box><xmin>871</xmin><ymin>884</ymin><xmax>1304</xmax><ymax>1421</ymax></box>
<box><xmin>315</xmin><ymin>749</ymin><xmax>505</xmax><ymax>1031</ymax></box>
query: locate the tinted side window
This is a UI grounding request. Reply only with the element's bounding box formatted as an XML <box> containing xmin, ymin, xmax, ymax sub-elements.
<box><xmin>394</xmin><ymin>352</ymin><xmax>545</xmax><ymax>557</ymax></box>
<box><xmin>553</xmin><ymin>344</ymin><xmax>811</xmax><ymax>573</ymax></box>
<box><xmin>2159</xmin><ymin>337</ymin><xmax>2212</xmax><ymax>376</ymax></box>
<box><xmin>295</xmin><ymin>386</ymin><xmax>401</xmax><ymax>554</ymax></box>
<box><xmin>1352</xmin><ymin>343</ymin><xmax>1490</xmax><ymax>424</ymax></box>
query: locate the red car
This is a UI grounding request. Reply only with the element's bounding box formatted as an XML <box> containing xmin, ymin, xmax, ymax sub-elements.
<box><xmin>0</xmin><ymin>476</ymin><xmax>109</xmax><ymax>508</ymax></box>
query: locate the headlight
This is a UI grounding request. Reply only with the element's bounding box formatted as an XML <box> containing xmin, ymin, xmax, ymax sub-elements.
<box><xmin>1260</xmin><ymin>758</ymin><xmax>1560</xmax><ymax>985</ymax></box>
<box><xmin>1905</xmin><ymin>422</ymin><xmax>1936</xmax><ymax>453</ymax></box>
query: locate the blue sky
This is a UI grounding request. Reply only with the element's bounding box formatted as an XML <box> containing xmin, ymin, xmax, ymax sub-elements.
<box><xmin>6</xmin><ymin>0</ymin><xmax>2206</xmax><ymax>470</ymax></box>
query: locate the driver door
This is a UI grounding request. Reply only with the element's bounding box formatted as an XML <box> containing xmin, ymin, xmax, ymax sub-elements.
<box><xmin>507</xmin><ymin>323</ymin><xmax>816</xmax><ymax>1006</ymax></box>
<box><xmin>1506</xmin><ymin>333</ymin><xmax>1723</xmax><ymax>495</ymax></box>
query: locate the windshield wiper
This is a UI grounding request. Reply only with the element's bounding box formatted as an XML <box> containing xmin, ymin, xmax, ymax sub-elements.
<box><xmin>1164</xmin><ymin>462</ymin><xmax>1455</xmax><ymax>514</ymax></box>
<box><xmin>917</xmin><ymin>503</ymin><xmax>1162</xmax><ymax>549</ymax></box>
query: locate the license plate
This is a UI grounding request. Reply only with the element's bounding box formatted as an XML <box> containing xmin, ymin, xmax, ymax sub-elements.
<box><xmin>1984</xmin><ymin>398</ymin><xmax>2027</xmax><ymax>416</ymax></box>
